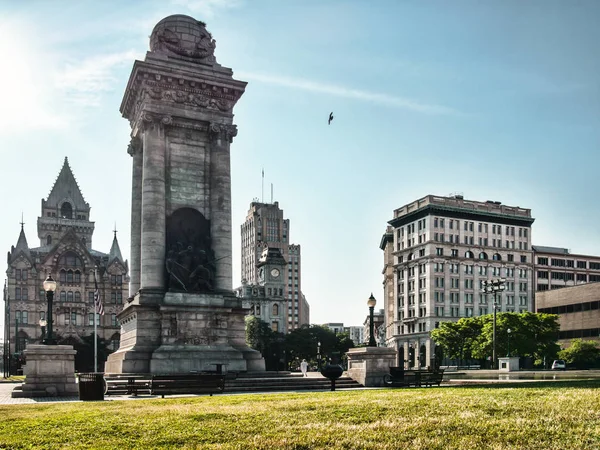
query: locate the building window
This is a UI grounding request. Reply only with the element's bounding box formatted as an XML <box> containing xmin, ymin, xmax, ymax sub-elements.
<box><xmin>436</xmin><ymin>248</ymin><xmax>444</xmax><ymax>256</ymax></box>
<box><xmin>75</xmin><ymin>291</ymin><xmax>81</xmax><ymax>302</ymax></box>
<box><xmin>60</xmin><ymin>291</ymin><xmax>67</xmax><ymax>302</ymax></box>
<box><xmin>15</xmin><ymin>287</ymin><xmax>21</xmax><ymax>300</ymax></box>
<box><xmin>521</xmin><ymin>255</ymin><xmax>527</xmax><ymax>263</ymax></box>
<box><xmin>67</xmin><ymin>291</ymin><xmax>74</xmax><ymax>302</ymax></box>
<box><xmin>465</xmin><ymin>251</ymin><xmax>474</xmax><ymax>258</ymax></box>
<box><xmin>479</xmin><ymin>252</ymin><xmax>488</xmax><ymax>260</ymax></box>
<box><xmin>111</xmin><ymin>314</ymin><xmax>118</xmax><ymax>327</ymax></box>
<box><xmin>273</xmin><ymin>304</ymin><xmax>279</xmax><ymax>316</ymax></box>
<box><xmin>577</xmin><ymin>261</ymin><xmax>587</xmax><ymax>269</ymax></box>
<box><xmin>71</xmin><ymin>312</ymin><xmax>77</xmax><ymax>326</ymax></box>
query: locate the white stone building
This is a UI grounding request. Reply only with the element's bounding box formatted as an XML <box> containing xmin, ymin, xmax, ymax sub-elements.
<box><xmin>381</xmin><ymin>194</ymin><xmax>535</xmax><ymax>368</ymax></box>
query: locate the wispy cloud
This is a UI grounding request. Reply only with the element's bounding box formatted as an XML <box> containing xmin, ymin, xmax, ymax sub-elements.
<box><xmin>170</xmin><ymin>0</ymin><xmax>243</xmax><ymax>18</ymax></box>
<box><xmin>55</xmin><ymin>50</ymin><xmax>142</xmax><ymax>107</ymax></box>
<box><xmin>237</xmin><ymin>72</ymin><xmax>460</xmax><ymax>116</ymax></box>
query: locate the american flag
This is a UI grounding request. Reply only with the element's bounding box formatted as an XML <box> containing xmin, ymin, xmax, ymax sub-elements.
<box><xmin>93</xmin><ymin>270</ymin><xmax>104</xmax><ymax>316</ymax></box>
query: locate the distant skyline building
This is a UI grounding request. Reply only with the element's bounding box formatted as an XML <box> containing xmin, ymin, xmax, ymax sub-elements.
<box><xmin>532</xmin><ymin>246</ymin><xmax>600</xmax><ymax>293</ymax></box>
<box><xmin>240</xmin><ymin>201</ymin><xmax>309</xmax><ymax>331</ymax></box>
<box><xmin>3</xmin><ymin>158</ymin><xmax>128</xmax><ymax>371</ymax></box>
<box><xmin>381</xmin><ymin>194</ymin><xmax>535</xmax><ymax>368</ymax></box>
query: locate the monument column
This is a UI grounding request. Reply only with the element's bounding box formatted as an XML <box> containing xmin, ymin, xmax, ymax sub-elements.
<box><xmin>209</xmin><ymin>123</ymin><xmax>237</xmax><ymax>291</ymax></box>
<box><xmin>139</xmin><ymin>114</ymin><xmax>170</xmax><ymax>291</ymax></box>
<box><xmin>128</xmin><ymin>137</ymin><xmax>142</xmax><ymax>297</ymax></box>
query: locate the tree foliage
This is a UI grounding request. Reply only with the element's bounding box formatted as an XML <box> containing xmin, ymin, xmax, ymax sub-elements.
<box><xmin>245</xmin><ymin>319</ymin><xmax>355</xmax><ymax>371</ymax></box>
<box><xmin>558</xmin><ymin>339</ymin><xmax>600</xmax><ymax>369</ymax></box>
<box><xmin>431</xmin><ymin>312</ymin><xmax>560</xmax><ymax>366</ymax></box>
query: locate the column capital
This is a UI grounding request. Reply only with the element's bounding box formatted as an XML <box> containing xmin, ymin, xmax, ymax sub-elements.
<box><xmin>136</xmin><ymin>112</ymin><xmax>173</xmax><ymax>133</ymax></box>
<box><xmin>209</xmin><ymin>122</ymin><xmax>238</xmax><ymax>143</ymax></box>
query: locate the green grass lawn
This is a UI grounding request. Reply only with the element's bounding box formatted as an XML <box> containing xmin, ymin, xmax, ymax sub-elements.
<box><xmin>0</xmin><ymin>381</ymin><xmax>599</xmax><ymax>449</ymax></box>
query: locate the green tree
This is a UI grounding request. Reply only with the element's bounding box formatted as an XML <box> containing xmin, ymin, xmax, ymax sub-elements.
<box><xmin>558</xmin><ymin>339</ymin><xmax>600</xmax><ymax>369</ymax></box>
<box><xmin>245</xmin><ymin>316</ymin><xmax>285</xmax><ymax>371</ymax></box>
<box><xmin>432</xmin><ymin>313</ymin><xmax>560</xmax><ymax>368</ymax></box>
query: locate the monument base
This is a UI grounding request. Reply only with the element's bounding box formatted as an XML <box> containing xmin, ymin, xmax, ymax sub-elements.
<box><xmin>106</xmin><ymin>291</ymin><xmax>265</xmax><ymax>374</ymax></box>
<box><xmin>346</xmin><ymin>347</ymin><xmax>397</xmax><ymax>387</ymax></box>
<box><xmin>13</xmin><ymin>345</ymin><xmax>78</xmax><ymax>398</ymax></box>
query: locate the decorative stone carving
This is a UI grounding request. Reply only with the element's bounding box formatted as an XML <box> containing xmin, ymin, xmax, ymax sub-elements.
<box><xmin>150</xmin><ymin>15</ymin><xmax>217</xmax><ymax>64</ymax></box>
<box><xmin>209</xmin><ymin>122</ymin><xmax>238</xmax><ymax>143</ymax></box>
<box><xmin>137</xmin><ymin>112</ymin><xmax>173</xmax><ymax>132</ymax></box>
<box><xmin>142</xmin><ymin>81</ymin><xmax>235</xmax><ymax>113</ymax></box>
<box><xmin>127</xmin><ymin>136</ymin><xmax>142</xmax><ymax>156</ymax></box>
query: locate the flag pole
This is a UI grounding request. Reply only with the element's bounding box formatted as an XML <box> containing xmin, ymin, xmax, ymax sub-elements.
<box><xmin>94</xmin><ymin>267</ymin><xmax>98</xmax><ymax>373</ymax></box>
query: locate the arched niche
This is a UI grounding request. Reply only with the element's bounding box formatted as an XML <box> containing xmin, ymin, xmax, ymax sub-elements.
<box><xmin>165</xmin><ymin>208</ymin><xmax>216</xmax><ymax>292</ymax></box>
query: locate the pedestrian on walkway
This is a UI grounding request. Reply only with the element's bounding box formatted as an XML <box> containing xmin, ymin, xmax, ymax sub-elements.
<box><xmin>300</xmin><ymin>359</ymin><xmax>308</xmax><ymax>377</ymax></box>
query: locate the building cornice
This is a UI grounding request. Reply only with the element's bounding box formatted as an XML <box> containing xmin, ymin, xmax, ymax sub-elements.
<box><xmin>388</xmin><ymin>204</ymin><xmax>535</xmax><ymax>228</ymax></box>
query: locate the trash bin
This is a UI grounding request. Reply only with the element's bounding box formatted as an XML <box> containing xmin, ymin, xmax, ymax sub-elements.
<box><xmin>78</xmin><ymin>372</ymin><xmax>105</xmax><ymax>401</ymax></box>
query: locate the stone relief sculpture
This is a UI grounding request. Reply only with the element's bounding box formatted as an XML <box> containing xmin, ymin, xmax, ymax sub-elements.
<box><xmin>165</xmin><ymin>208</ymin><xmax>216</xmax><ymax>292</ymax></box>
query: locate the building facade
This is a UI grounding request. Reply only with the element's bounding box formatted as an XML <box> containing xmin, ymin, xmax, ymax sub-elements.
<box><xmin>536</xmin><ymin>282</ymin><xmax>600</xmax><ymax>345</ymax></box>
<box><xmin>533</xmin><ymin>246</ymin><xmax>600</xmax><ymax>293</ymax></box>
<box><xmin>382</xmin><ymin>194</ymin><xmax>535</xmax><ymax>368</ymax></box>
<box><xmin>235</xmin><ymin>247</ymin><xmax>287</xmax><ymax>333</ymax></box>
<box><xmin>240</xmin><ymin>201</ymin><xmax>309</xmax><ymax>331</ymax></box>
<box><xmin>3</xmin><ymin>158</ymin><xmax>129</xmax><ymax>364</ymax></box>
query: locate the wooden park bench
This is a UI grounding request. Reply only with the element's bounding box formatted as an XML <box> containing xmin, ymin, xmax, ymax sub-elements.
<box><xmin>383</xmin><ymin>367</ymin><xmax>444</xmax><ymax>388</ymax></box>
<box><xmin>105</xmin><ymin>374</ymin><xmax>151</xmax><ymax>396</ymax></box>
<box><xmin>150</xmin><ymin>373</ymin><xmax>225</xmax><ymax>398</ymax></box>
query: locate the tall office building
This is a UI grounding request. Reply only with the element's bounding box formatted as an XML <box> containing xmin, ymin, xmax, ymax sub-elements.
<box><xmin>240</xmin><ymin>201</ymin><xmax>309</xmax><ymax>331</ymax></box>
<box><xmin>381</xmin><ymin>194</ymin><xmax>535</xmax><ymax>368</ymax></box>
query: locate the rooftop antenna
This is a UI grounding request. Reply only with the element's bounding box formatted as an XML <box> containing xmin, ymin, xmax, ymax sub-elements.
<box><xmin>113</xmin><ymin>222</ymin><xmax>118</xmax><ymax>238</ymax></box>
<box><xmin>261</xmin><ymin>168</ymin><xmax>264</xmax><ymax>203</ymax></box>
<box><xmin>271</xmin><ymin>183</ymin><xmax>273</xmax><ymax>203</ymax></box>
<box><xmin>20</xmin><ymin>212</ymin><xmax>25</xmax><ymax>230</ymax></box>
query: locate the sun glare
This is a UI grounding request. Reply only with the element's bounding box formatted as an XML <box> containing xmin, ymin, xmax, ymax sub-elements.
<box><xmin>0</xmin><ymin>21</ymin><xmax>67</xmax><ymax>133</ymax></box>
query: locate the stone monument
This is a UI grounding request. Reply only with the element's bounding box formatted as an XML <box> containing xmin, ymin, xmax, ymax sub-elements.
<box><xmin>105</xmin><ymin>15</ymin><xmax>264</xmax><ymax>374</ymax></box>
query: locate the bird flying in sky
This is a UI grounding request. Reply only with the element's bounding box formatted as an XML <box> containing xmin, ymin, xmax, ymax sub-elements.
<box><xmin>328</xmin><ymin>112</ymin><xmax>334</xmax><ymax>125</ymax></box>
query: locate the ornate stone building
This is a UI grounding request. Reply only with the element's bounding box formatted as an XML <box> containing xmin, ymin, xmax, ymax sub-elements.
<box><xmin>4</xmin><ymin>157</ymin><xmax>129</xmax><ymax>360</ymax></box>
<box><xmin>240</xmin><ymin>201</ymin><xmax>310</xmax><ymax>332</ymax></box>
<box><xmin>236</xmin><ymin>247</ymin><xmax>287</xmax><ymax>333</ymax></box>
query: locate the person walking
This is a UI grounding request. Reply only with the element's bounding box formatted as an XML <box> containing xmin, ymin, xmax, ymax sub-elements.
<box><xmin>300</xmin><ymin>359</ymin><xmax>308</xmax><ymax>377</ymax></box>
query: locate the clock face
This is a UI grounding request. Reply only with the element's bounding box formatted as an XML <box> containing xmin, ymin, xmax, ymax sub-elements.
<box><xmin>270</xmin><ymin>268</ymin><xmax>280</xmax><ymax>278</ymax></box>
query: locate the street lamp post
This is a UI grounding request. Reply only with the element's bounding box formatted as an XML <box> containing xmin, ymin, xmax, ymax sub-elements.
<box><xmin>42</xmin><ymin>274</ymin><xmax>57</xmax><ymax>345</ymax></box>
<box><xmin>507</xmin><ymin>328</ymin><xmax>511</xmax><ymax>357</ymax></box>
<box><xmin>482</xmin><ymin>278</ymin><xmax>506</xmax><ymax>370</ymax></box>
<box><xmin>367</xmin><ymin>293</ymin><xmax>377</xmax><ymax>347</ymax></box>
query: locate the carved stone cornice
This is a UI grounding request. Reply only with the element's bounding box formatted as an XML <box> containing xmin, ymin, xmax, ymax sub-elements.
<box><xmin>143</xmin><ymin>79</ymin><xmax>237</xmax><ymax>113</ymax></box>
<box><xmin>209</xmin><ymin>122</ymin><xmax>238</xmax><ymax>143</ymax></box>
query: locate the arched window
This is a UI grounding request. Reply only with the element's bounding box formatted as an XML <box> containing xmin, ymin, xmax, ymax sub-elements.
<box><xmin>61</xmin><ymin>202</ymin><xmax>73</xmax><ymax>219</ymax></box>
<box><xmin>67</xmin><ymin>291</ymin><xmax>74</xmax><ymax>302</ymax></box>
<box><xmin>493</xmin><ymin>253</ymin><xmax>502</xmax><ymax>261</ymax></box>
<box><xmin>74</xmin><ymin>291</ymin><xmax>81</xmax><ymax>302</ymax></box>
<box><xmin>465</xmin><ymin>251</ymin><xmax>474</xmax><ymax>258</ymax></box>
<box><xmin>74</xmin><ymin>271</ymin><xmax>81</xmax><ymax>283</ymax></box>
<box><xmin>272</xmin><ymin>303</ymin><xmax>279</xmax><ymax>316</ymax></box>
<box><xmin>479</xmin><ymin>252</ymin><xmax>488</xmax><ymax>260</ymax></box>
<box><xmin>46</xmin><ymin>235</ymin><xmax>52</xmax><ymax>245</ymax></box>
<box><xmin>60</xmin><ymin>291</ymin><xmax>67</xmax><ymax>302</ymax></box>
<box><xmin>60</xmin><ymin>269</ymin><xmax>67</xmax><ymax>283</ymax></box>
<box><xmin>59</xmin><ymin>252</ymin><xmax>82</xmax><ymax>268</ymax></box>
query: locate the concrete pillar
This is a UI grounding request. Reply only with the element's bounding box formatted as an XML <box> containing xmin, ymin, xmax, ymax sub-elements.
<box><xmin>140</xmin><ymin>116</ymin><xmax>168</xmax><ymax>290</ymax></box>
<box><xmin>128</xmin><ymin>138</ymin><xmax>143</xmax><ymax>297</ymax></box>
<box><xmin>209</xmin><ymin>125</ymin><xmax>235</xmax><ymax>291</ymax></box>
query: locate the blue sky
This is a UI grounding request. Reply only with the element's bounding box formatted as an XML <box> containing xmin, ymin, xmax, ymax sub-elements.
<box><xmin>1</xmin><ymin>0</ymin><xmax>599</xmax><ymax>330</ymax></box>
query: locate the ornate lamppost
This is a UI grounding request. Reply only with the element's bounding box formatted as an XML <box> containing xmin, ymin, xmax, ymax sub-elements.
<box><xmin>42</xmin><ymin>274</ymin><xmax>57</xmax><ymax>345</ymax></box>
<box><xmin>507</xmin><ymin>328</ymin><xmax>512</xmax><ymax>357</ymax></box>
<box><xmin>367</xmin><ymin>293</ymin><xmax>377</xmax><ymax>347</ymax></box>
<box><xmin>482</xmin><ymin>278</ymin><xmax>506</xmax><ymax>369</ymax></box>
